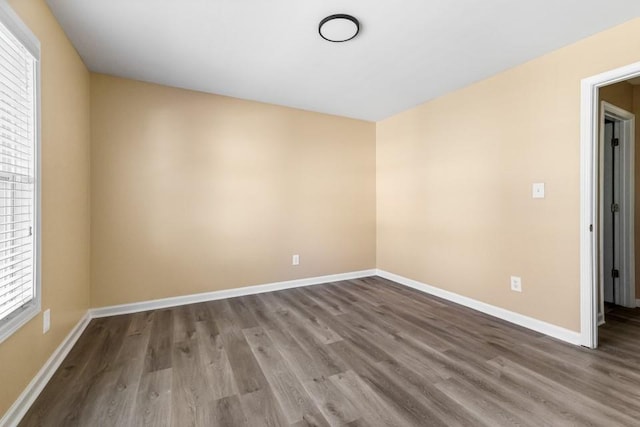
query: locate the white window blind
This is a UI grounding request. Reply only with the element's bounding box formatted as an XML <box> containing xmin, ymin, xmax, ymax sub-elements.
<box><xmin>0</xmin><ymin>18</ymin><xmax>36</xmax><ymax>323</ymax></box>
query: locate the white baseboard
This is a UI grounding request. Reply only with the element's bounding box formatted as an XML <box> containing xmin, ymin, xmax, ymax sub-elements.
<box><xmin>375</xmin><ymin>269</ymin><xmax>582</xmax><ymax>346</ymax></box>
<box><xmin>90</xmin><ymin>269</ymin><xmax>377</xmax><ymax>318</ymax></box>
<box><xmin>0</xmin><ymin>312</ymin><xmax>91</xmax><ymax>427</ymax></box>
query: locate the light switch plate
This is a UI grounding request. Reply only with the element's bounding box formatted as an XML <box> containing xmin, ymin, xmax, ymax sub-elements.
<box><xmin>292</xmin><ymin>254</ymin><xmax>299</xmax><ymax>266</ymax></box>
<box><xmin>532</xmin><ymin>182</ymin><xmax>545</xmax><ymax>199</ymax></box>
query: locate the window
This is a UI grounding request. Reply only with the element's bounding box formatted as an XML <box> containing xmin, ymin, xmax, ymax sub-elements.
<box><xmin>0</xmin><ymin>2</ymin><xmax>40</xmax><ymax>344</ymax></box>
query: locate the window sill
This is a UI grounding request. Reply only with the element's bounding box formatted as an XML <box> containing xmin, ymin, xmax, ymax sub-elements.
<box><xmin>0</xmin><ymin>301</ymin><xmax>40</xmax><ymax>345</ymax></box>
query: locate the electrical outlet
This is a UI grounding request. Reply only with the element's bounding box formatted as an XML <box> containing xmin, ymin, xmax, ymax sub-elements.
<box><xmin>43</xmin><ymin>309</ymin><xmax>50</xmax><ymax>333</ymax></box>
<box><xmin>292</xmin><ymin>254</ymin><xmax>300</xmax><ymax>266</ymax></box>
<box><xmin>510</xmin><ymin>276</ymin><xmax>522</xmax><ymax>292</ymax></box>
<box><xmin>532</xmin><ymin>183</ymin><xmax>545</xmax><ymax>199</ymax></box>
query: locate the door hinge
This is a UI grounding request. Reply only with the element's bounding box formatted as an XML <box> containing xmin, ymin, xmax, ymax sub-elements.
<box><xmin>589</xmin><ymin>224</ymin><xmax>593</xmax><ymax>232</ymax></box>
<box><xmin>611</xmin><ymin>138</ymin><xmax>620</xmax><ymax>147</ymax></box>
<box><xmin>611</xmin><ymin>203</ymin><xmax>620</xmax><ymax>213</ymax></box>
<box><xmin>612</xmin><ymin>269</ymin><xmax>620</xmax><ymax>278</ymax></box>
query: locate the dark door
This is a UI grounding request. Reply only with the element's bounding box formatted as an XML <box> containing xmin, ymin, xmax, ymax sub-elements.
<box><xmin>603</xmin><ymin>118</ymin><xmax>621</xmax><ymax>304</ymax></box>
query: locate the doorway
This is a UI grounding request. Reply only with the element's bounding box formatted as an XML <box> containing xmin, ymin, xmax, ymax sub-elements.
<box><xmin>580</xmin><ymin>63</ymin><xmax>640</xmax><ymax>349</ymax></box>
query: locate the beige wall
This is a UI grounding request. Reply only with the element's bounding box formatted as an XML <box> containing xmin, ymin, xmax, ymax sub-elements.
<box><xmin>600</xmin><ymin>81</ymin><xmax>634</xmax><ymax>112</ymax></box>
<box><xmin>377</xmin><ymin>17</ymin><xmax>640</xmax><ymax>332</ymax></box>
<box><xmin>599</xmin><ymin>81</ymin><xmax>640</xmax><ymax>298</ymax></box>
<box><xmin>0</xmin><ymin>0</ymin><xmax>91</xmax><ymax>417</ymax></box>
<box><xmin>90</xmin><ymin>74</ymin><xmax>376</xmax><ymax>307</ymax></box>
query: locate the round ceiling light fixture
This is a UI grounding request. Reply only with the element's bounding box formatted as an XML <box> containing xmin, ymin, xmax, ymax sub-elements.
<box><xmin>319</xmin><ymin>14</ymin><xmax>360</xmax><ymax>42</ymax></box>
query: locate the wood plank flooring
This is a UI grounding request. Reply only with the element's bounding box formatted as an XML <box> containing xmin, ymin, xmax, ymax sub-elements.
<box><xmin>18</xmin><ymin>276</ymin><xmax>640</xmax><ymax>426</ymax></box>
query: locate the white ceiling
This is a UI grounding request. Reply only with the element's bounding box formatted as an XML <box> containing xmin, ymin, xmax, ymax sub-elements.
<box><xmin>46</xmin><ymin>0</ymin><xmax>640</xmax><ymax>121</ymax></box>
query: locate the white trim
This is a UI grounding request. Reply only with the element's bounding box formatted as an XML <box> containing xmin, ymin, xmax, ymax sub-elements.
<box><xmin>597</xmin><ymin>312</ymin><xmax>605</xmax><ymax>326</ymax></box>
<box><xmin>581</xmin><ymin>60</ymin><xmax>640</xmax><ymax>349</ymax></box>
<box><xmin>580</xmin><ymin>78</ymin><xmax>598</xmax><ymax>348</ymax></box>
<box><xmin>376</xmin><ymin>270</ymin><xmax>582</xmax><ymax>345</ymax></box>
<box><xmin>0</xmin><ymin>305</ymin><xmax>40</xmax><ymax>346</ymax></box>
<box><xmin>0</xmin><ymin>312</ymin><xmax>91</xmax><ymax>427</ymax></box>
<box><xmin>90</xmin><ymin>269</ymin><xmax>377</xmax><ymax>318</ymax></box>
<box><xmin>0</xmin><ymin>0</ymin><xmax>41</xmax><ymax>58</ymax></box>
<box><xmin>636</xmin><ymin>299</ymin><xmax>640</xmax><ymax>308</ymax></box>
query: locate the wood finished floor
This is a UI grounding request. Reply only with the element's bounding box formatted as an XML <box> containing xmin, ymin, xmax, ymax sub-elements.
<box><xmin>19</xmin><ymin>276</ymin><xmax>640</xmax><ymax>426</ymax></box>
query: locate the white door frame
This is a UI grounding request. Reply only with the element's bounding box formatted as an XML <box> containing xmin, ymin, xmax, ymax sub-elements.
<box><xmin>581</xmin><ymin>62</ymin><xmax>639</xmax><ymax>348</ymax></box>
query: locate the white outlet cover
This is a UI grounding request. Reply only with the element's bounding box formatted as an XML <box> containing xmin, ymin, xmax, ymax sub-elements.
<box><xmin>43</xmin><ymin>309</ymin><xmax>50</xmax><ymax>333</ymax></box>
<box><xmin>510</xmin><ymin>276</ymin><xmax>522</xmax><ymax>292</ymax></box>
<box><xmin>532</xmin><ymin>182</ymin><xmax>545</xmax><ymax>199</ymax></box>
<box><xmin>292</xmin><ymin>254</ymin><xmax>300</xmax><ymax>266</ymax></box>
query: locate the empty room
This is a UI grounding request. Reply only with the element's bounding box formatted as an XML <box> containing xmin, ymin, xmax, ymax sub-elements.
<box><xmin>2</xmin><ymin>0</ymin><xmax>640</xmax><ymax>425</ymax></box>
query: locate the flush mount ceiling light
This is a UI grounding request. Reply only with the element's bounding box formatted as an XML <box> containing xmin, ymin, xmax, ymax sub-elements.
<box><xmin>319</xmin><ymin>14</ymin><xmax>360</xmax><ymax>43</ymax></box>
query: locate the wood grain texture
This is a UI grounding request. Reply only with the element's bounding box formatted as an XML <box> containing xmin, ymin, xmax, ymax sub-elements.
<box><xmin>19</xmin><ymin>276</ymin><xmax>640</xmax><ymax>426</ymax></box>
